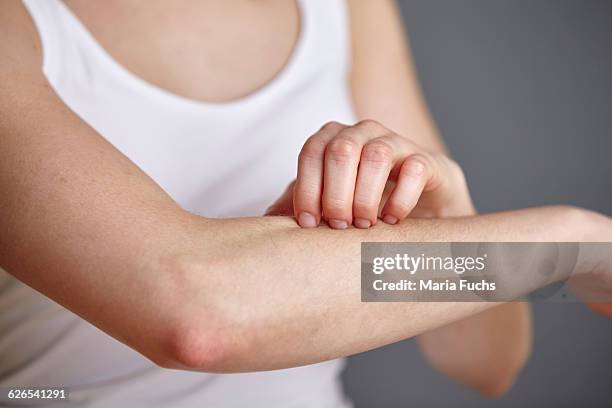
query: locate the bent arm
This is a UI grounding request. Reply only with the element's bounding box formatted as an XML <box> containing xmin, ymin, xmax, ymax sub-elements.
<box><xmin>0</xmin><ymin>115</ymin><xmax>603</xmax><ymax>373</ymax></box>
<box><xmin>1</xmin><ymin>1</ymin><xmax>609</xmax><ymax>374</ymax></box>
<box><xmin>0</xmin><ymin>117</ymin><xmax>602</xmax><ymax>373</ymax></box>
<box><xmin>170</xmin><ymin>209</ymin><xmax>605</xmax><ymax>372</ymax></box>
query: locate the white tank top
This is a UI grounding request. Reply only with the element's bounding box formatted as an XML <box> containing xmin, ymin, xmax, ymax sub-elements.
<box><xmin>0</xmin><ymin>0</ymin><xmax>356</xmax><ymax>406</ymax></box>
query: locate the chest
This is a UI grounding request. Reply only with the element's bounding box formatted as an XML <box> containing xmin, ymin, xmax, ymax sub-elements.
<box><xmin>63</xmin><ymin>0</ymin><xmax>300</xmax><ymax>103</ymax></box>
<box><xmin>42</xmin><ymin>0</ymin><xmax>355</xmax><ymax>216</ymax></box>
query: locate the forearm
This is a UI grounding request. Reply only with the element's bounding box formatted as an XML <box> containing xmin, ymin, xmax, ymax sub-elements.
<box><xmin>1</xmin><ymin>49</ymin><xmax>606</xmax><ymax>373</ymax></box>
<box><xmin>162</xmin><ymin>206</ymin><xmax>606</xmax><ymax>372</ymax></box>
<box><xmin>3</xmin><ymin>191</ymin><xmax>606</xmax><ymax>373</ymax></box>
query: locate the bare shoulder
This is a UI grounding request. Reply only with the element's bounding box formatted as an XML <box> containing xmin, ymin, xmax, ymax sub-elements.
<box><xmin>0</xmin><ymin>0</ymin><xmax>43</xmax><ymax>80</ymax></box>
<box><xmin>344</xmin><ymin>0</ymin><xmax>407</xmax><ymax>70</ymax></box>
<box><xmin>0</xmin><ymin>0</ymin><xmax>54</xmax><ymax>133</ymax></box>
<box><xmin>345</xmin><ymin>0</ymin><xmax>403</xmax><ymax>38</ymax></box>
<box><xmin>344</xmin><ymin>0</ymin><xmax>408</xmax><ymax>85</ymax></box>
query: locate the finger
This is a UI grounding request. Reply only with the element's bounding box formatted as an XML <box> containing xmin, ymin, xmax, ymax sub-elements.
<box><xmin>381</xmin><ymin>154</ymin><xmax>432</xmax><ymax>224</ymax></box>
<box><xmin>265</xmin><ymin>181</ymin><xmax>295</xmax><ymax>216</ymax></box>
<box><xmin>322</xmin><ymin>126</ymin><xmax>374</xmax><ymax>229</ymax></box>
<box><xmin>378</xmin><ymin>180</ymin><xmax>397</xmax><ymax>217</ymax></box>
<box><xmin>294</xmin><ymin>122</ymin><xmax>346</xmax><ymax>227</ymax></box>
<box><xmin>352</xmin><ymin>136</ymin><xmax>398</xmax><ymax>228</ymax></box>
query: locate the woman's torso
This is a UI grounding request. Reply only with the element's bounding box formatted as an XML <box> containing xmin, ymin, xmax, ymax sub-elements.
<box><xmin>0</xmin><ymin>0</ymin><xmax>356</xmax><ymax>406</ymax></box>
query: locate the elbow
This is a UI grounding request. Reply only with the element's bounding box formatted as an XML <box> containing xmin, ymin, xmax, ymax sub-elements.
<box><xmin>123</xmin><ymin>315</ymin><xmax>239</xmax><ymax>373</ymax></box>
<box><xmin>146</xmin><ymin>254</ymin><xmax>248</xmax><ymax>372</ymax></box>
<box><xmin>476</xmin><ymin>374</ymin><xmax>518</xmax><ymax>399</ymax></box>
<box><xmin>157</xmin><ymin>320</ymin><xmax>240</xmax><ymax>372</ymax></box>
<box><xmin>472</xmin><ymin>348</ymin><xmax>530</xmax><ymax>399</ymax></box>
<box><xmin>463</xmin><ymin>328</ymin><xmax>532</xmax><ymax>398</ymax></box>
<box><xmin>451</xmin><ymin>354</ymin><xmax>526</xmax><ymax>398</ymax></box>
<box><xmin>155</xmin><ymin>299</ymin><xmax>250</xmax><ymax>372</ymax></box>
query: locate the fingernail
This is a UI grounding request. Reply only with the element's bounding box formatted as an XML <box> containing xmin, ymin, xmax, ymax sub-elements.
<box><xmin>298</xmin><ymin>212</ymin><xmax>318</xmax><ymax>228</ymax></box>
<box><xmin>354</xmin><ymin>218</ymin><xmax>372</xmax><ymax>229</ymax></box>
<box><xmin>383</xmin><ymin>215</ymin><xmax>399</xmax><ymax>225</ymax></box>
<box><xmin>329</xmin><ymin>219</ymin><xmax>349</xmax><ymax>229</ymax></box>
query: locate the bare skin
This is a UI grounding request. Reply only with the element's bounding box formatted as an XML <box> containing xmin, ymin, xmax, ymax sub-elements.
<box><xmin>0</xmin><ymin>0</ymin><xmax>609</xmax><ymax>397</ymax></box>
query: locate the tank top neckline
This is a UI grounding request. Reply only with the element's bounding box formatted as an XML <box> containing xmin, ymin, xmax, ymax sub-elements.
<box><xmin>53</xmin><ymin>0</ymin><xmax>312</xmax><ymax>113</ymax></box>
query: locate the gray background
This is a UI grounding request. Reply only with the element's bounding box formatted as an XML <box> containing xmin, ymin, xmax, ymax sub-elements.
<box><xmin>342</xmin><ymin>1</ymin><xmax>612</xmax><ymax>407</ymax></box>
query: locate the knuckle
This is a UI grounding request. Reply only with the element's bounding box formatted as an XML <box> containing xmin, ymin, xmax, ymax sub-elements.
<box><xmin>353</xmin><ymin>198</ymin><xmax>377</xmax><ymax>214</ymax></box>
<box><xmin>324</xmin><ymin>196</ymin><xmax>349</xmax><ymax>214</ymax></box>
<box><xmin>356</xmin><ymin>118</ymin><xmax>382</xmax><ymax>131</ymax></box>
<box><xmin>431</xmin><ymin>154</ymin><xmax>467</xmax><ymax>190</ymax></box>
<box><xmin>386</xmin><ymin>200</ymin><xmax>412</xmax><ymax>215</ymax></box>
<box><xmin>299</xmin><ymin>136</ymin><xmax>326</xmax><ymax>161</ymax></box>
<box><xmin>294</xmin><ymin>184</ymin><xmax>317</xmax><ymax>199</ymax></box>
<box><xmin>320</xmin><ymin>121</ymin><xmax>344</xmax><ymax>133</ymax></box>
<box><xmin>445</xmin><ymin>156</ymin><xmax>466</xmax><ymax>178</ymax></box>
<box><xmin>362</xmin><ymin>140</ymin><xmax>394</xmax><ymax>166</ymax></box>
<box><xmin>326</xmin><ymin>136</ymin><xmax>359</xmax><ymax>162</ymax></box>
<box><xmin>402</xmin><ymin>154</ymin><xmax>429</xmax><ymax>177</ymax></box>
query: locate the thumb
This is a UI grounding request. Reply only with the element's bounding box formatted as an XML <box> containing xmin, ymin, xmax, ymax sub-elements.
<box><xmin>265</xmin><ymin>181</ymin><xmax>295</xmax><ymax>216</ymax></box>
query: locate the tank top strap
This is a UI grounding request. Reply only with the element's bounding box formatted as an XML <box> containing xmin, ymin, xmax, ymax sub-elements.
<box><xmin>21</xmin><ymin>0</ymin><xmax>352</xmax><ymax>112</ymax></box>
<box><xmin>298</xmin><ymin>0</ymin><xmax>352</xmax><ymax>78</ymax></box>
<box><xmin>21</xmin><ymin>0</ymin><xmax>66</xmax><ymax>77</ymax></box>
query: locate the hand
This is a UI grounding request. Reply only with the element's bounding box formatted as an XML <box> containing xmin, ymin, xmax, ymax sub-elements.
<box><xmin>570</xmin><ymin>257</ymin><xmax>612</xmax><ymax>317</ymax></box>
<box><xmin>568</xmin><ymin>228</ymin><xmax>612</xmax><ymax>317</ymax></box>
<box><xmin>572</xmin><ymin>279</ymin><xmax>612</xmax><ymax>318</ymax></box>
<box><xmin>266</xmin><ymin>120</ymin><xmax>475</xmax><ymax>228</ymax></box>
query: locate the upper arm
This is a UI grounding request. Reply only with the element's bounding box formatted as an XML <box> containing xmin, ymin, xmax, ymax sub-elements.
<box><xmin>347</xmin><ymin>0</ymin><xmax>446</xmax><ymax>153</ymax></box>
<box><xmin>0</xmin><ymin>0</ymin><xmax>189</xmax><ymax>364</ymax></box>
